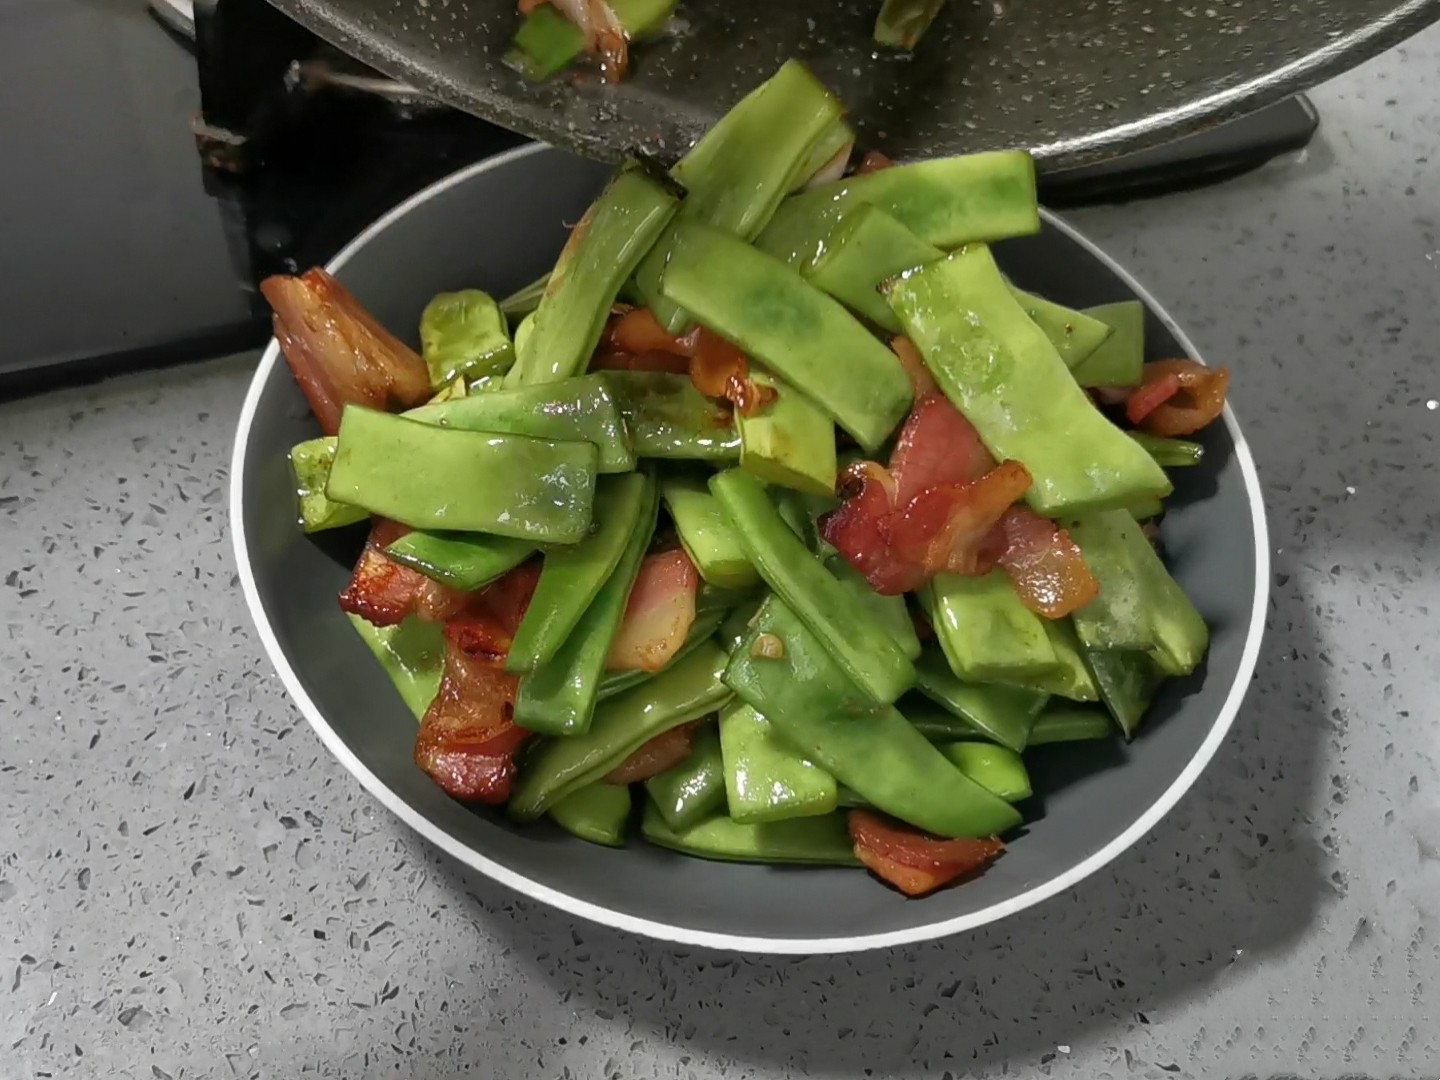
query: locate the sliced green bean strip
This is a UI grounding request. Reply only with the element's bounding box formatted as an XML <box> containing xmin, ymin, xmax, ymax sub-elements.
<box><xmin>1028</xmin><ymin>703</ymin><xmax>1116</xmax><ymax>745</ymax></box>
<box><xmin>803</xmin><ymin>204</ymin><xmax>1104</xmax><ymax>358</ymax></box>
<box><xmin>1070</xmin><ymin>300</ymin><xmax>1146</xmax><ymax>388</ymax></box>
<box><xmin>1011</xmin><ymin>288</ymin><xmax>1113</xmax><ymax>370</ymax></box>
<box><xmin>507</xmin><ymin>473</ymin><xmax>650</xmax><ymax>673</ymax></box>
<box><xmin>385</xmin><ymin>531</ymin><xmax>535</xmax><ymax>591</ymax></box>
<box><xmin>938</xmin><ymin>742</ymin><xmax>1031</xmax><ymax>802</ymax></box>
<box><xmin>913</xmin><ymin>651</ymin><xmax>1045</xmax><ymax>751</ymax></box>
<box><xmin>920</xmin><ymin>570</ymin><xmax>1060</xmax><ymax>684</ymax></box>
<box><xmin>1127</xmin><ymin>496</ymin><xmax>1166</xmax><ymax>521</ymax></box>
<box><xmin>695</xmin><ymin>583</ymin><xmax>753</xmax><ymax>617</ymax></box>
<box><xmin>789</xmin><ymin>488</ymin><xmax>841</xmax><ymax>559</ymax></box>
<box><xmin>874</xmin><ymin>0</ymin><xmax>947</xmax><ymax>47</ymax></box>
<box><xmin>1084</xmin><ymin>648</ymin><xmax>1165</xmax><ymax>738</ymax></box>
<box><xmin>604</xmin><ymin>371</ymin><xmax>741</xmax><ymax>461</ymax></box>
<box><xmin>548</xmin><ymin>783</ymin><xmax>632</xmax><ymax>847</ymax></box>
<box><xmin>1131</xmin><ymin>432</ymin><xmax>1205</xmax><ymax>467</ymax></box>
<box><xmin>719</xmin><ymin>701</ymin><xmax>837</xmax><ymax>824</ymax></box>
<box><xmin>735</xmin><ymin>371</ymin><xmax>837</xmax><ymax>496</ymax></box>
<box><xmin>888</xmin><ymin>246</ymin><xmax>1171</xmax><ymax>515</ymax></box>
<box><xmin>596</xmin><ymin>608</ymin><xmax>726</xmax><ymax>702</ymax></box>
<box><xmin>347</xmin><ymin>614</ymin><xmax>446</xmax><ymax>720</ymax></box>
<box><xmin>509</xmin><ymin>640</ymin><xmax>732</xmax><ymax>820</ymax></box>
<box><xmin>827</xmin><ymin>555</ymin><xmax>921</xmax><ymax>662</ymax></box>
<box><xmin>513</xmin><ymin>474</ymin><xmax>658</xmax><ymax>735</ymax></box>
<box><xmin>510</xmin><ymin>312</ymin><xmax>537</xmax><ymax>360</ymax></box>
<box><xmin>726</xmin><ymin>597</ymin><xmax>1021</xmax><ymax>838</ymax></box>
<box><xmin>641</xmin><ymin>801</ymin><xmax>858</xmax><ymax>866</ymax></box>
<box><xmin>786</xmin><ymin>117</ymin><xmax>855</xmax><ymax>191</ymax></box>
<box><xmin>803</xmin><ymin>204</ymin><xmax>941</xmax><ymax>331</ymax></box>
<box><xmin>660</xmin><ymin>472</ymin><xmax>758</xmax><ymax>589</ymax></box>
<box><xmin>327</xmin><ymin>406</ymin><xmax>597</xmax><ymax>541</ymax></box>
<box><xmin>993</xmin><ymin>617</ymin><xmax>1099</xmax><ymax>702</ymax></box>
<box><xmin>500</xmin><ymin>272</ymin><xmax>550</xmax><ymax>318</ymax></box>
<box><xmin>659</xmin><ymin>221</ymin><xmax>912</xmax><ymax>452</ymax></box>
<box><xmin>756</xmin><ymin>150</ymin><xmax>1039</xmax><ymax>270</ymax></box>
<box><xmin>418</xmin><ymin>289</ymin><xmax>514</xmax><ymax>386</ymax></box>
<box><xmin>506</xmin><ymin>164</ymin><xmax>681</xmax><ymax>386</ymax></box>
<box><xmin>636</xmin><ymin>60</ymin><xmax>844</xmax><ymax>332</ymax></box>
<box><xmin>290</xmin><ymin>436</ymin><xmax>367</xmax><ymax>534</ymax></box>
<box><xmin>1069</xmin><ymin>510</ymin><xmax>1208</xmax><ymax>676</ymax></box>
<box><xmin>711</xmin><ymin>469</ymin><xmax>915</xmax><ymax>705</ymax></box>
<box><xmin>644</xmin><ymin>725</ymin><xmax>727</xmax><ymax>832</ymax></box>
<box><xmin>504</xmin><ymin>4</ymin><xmax>582</xmax><ymax>80</ymax></box>
<box><xmin>406</xmin><ymin>373</ymin><xmax>634</xmax><ymax>474</ymax></box>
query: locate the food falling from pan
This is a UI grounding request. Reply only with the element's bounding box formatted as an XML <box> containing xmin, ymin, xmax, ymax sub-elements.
<box><xmin>505</xmin><ymin>0</ymin><xmax>950</xmax><ymax>83</ymax></box>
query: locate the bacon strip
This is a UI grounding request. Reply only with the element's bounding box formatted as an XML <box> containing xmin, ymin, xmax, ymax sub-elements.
<box><xmin>882</xmin><ymin>462</ymin><xmax>1032</xmax><ymax>576</ymax></box>
<box><xmin>414</xmin><ymin>643</ymin><xmax>527</xmax><ymax>804</ymax></box>
<box><xmin>1126</xmin><ymin>359</ymin><xmax>1230</xmax><ymax>436</ymax></box>
<box><xmin>604</xmin><ymin>721</ymin><xmax>700</xmax><ymax>785</ymax></box>
<box><xmin>995</xmin><ymin>507</ymin><xmax>1099</xmax><ymax>619</ymax></box>
<box><xmin>889</xmin><ymin>336</ymin><xmax>939</xmax><ymax>400</ymax></box>
<box><xmin>605</xmin><ymin>549</ymin><xmax>699</xmax><ymax>672</ymax></box>
<box><xmin>442</xmin><ymin>561</ymin><xmax>541</xmax><ymax>661</ymax></box>
<box><xmin>598</xmin><ymin>308</ymin><xmax>771</xmax><ymax>415</ymax></box>
<box><xmin>822</xmin><ymin>393</ymin><xmax>1100</xmax><ymax>614</ymax></box>
<box><xmin>261</xmin><ymin>269</ymin><xmax>431</xmax><ymax>436</ymax></box>
<box><xmin>848</xmin><ymin>810</ymin><xmax>1004</xmax><ymax>897</ymax></box>
<box><xmin>820</xmin><ymin>462</ymin><xmax>926</xmax><ymax>596</ymax></box>
<box><xmin>888</xmin><ymin>393</ymin><xmax>997</xmax><ymax>505</ymax></box>
<box><xmin>339</xmin><ymin>521</ymin><xmax>469</xmax><ymax>627</ymax></box>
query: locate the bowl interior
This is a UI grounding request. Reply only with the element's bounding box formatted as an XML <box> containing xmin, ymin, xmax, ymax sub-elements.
<box><xmin>234</xmin><ymin>145</ymin><xmax>1263</xmax><ymax>951</ymax></box>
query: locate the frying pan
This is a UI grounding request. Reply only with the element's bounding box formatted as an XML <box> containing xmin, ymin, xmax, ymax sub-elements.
<box><xmin>264</xmin><ymin>0</ymin><xmax>1440</xmax><ymax>166</ymax></box>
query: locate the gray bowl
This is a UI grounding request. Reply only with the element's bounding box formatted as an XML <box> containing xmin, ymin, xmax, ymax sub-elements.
<box><xmin>230</xmin><ymin>144</ymin><xmax>1268</xmax><ymax>954</ymax></box>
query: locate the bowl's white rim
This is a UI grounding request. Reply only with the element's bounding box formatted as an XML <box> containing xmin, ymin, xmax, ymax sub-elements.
<box><xmin>229</xmin><ymin>142</ymin><xmax>1271</xmax><ymax>956</ymax></box>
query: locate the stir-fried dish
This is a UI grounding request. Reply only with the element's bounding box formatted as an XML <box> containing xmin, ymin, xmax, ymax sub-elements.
<box><xmin>263</xmin><ymin>61</ymin><xmax>1230</xmax><ymax>898</ymax></box>
<box><xmin>507</xmin><ymin>0</ymin><xmax>951</xmax><ymax>83</ymax></box>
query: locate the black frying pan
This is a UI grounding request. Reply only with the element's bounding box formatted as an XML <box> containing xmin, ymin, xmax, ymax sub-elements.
<box><xmin>266</xmin><ymin>0</ymin><xmax>1439</xmax><ymax>166</ymax></box>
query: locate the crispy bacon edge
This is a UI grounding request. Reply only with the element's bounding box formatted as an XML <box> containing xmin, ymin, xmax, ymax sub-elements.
<box><xmin>848</xmin><ymin>810</ymin><xmax>1004</xmax><ymax>897</ymax></box>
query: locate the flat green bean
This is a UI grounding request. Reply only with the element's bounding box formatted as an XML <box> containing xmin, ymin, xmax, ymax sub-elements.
<box><xmin>725</xmin><ymin>597</ymin><xmax>1021</xmax><ymax>838</ymax></box>
<box><xmin>711</xmin><ymin>469</ymin><xmax>915</xmax><ymax>705</ymax></box>
<box><xmin>508</xmin><ymin>641</ymin><xmax>732</xmax><ymax>821</ymax></box>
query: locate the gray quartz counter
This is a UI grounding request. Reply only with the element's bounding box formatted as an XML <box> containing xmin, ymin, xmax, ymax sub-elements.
<box><xmin>3</xmin><ymin>24</ymin><xmax>1439</xmax><ymax>1079</ymax></box>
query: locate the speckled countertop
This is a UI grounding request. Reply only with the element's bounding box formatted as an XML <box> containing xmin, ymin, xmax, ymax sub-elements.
<box><xmin>4</xmin><ymin>26</ymin><xmax>1440</xmax><ymax>1079</ymax></box>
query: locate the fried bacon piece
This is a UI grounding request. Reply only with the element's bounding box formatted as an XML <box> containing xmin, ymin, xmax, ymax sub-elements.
<box><xmin>338</xmin><ymin>520</ymin><xmax>469</xmax><ymax>627</ymax></box>
<box><xmin>442</xmin><ymin>561</ymin><xmax>542</xmax><ymax>661</ymax></box>
<box><xmin>994</xmin><ymin>507</ymin><xmax>1099</xmax><ymax>619</ymax></box>
<box><xmin>821</xmin><ymin>461</ymin><xmax>926</xmax><ymax>596</ymax></box>
<box><xmin>883</xmin><ymin>462</ymin><xmax>1033</xmax><ymax>576</ymax></box>
<box><xmin>848</xmin><ymin>810</ymin><xmax>1004</xmax><ymax>897</ymax></box>
<box><xmin>414</xmin><ymin>643</ymin><xmax>527</xmax><ymax>803</ymax></box>
<box><xmin>598</xmin><ymin>308</ymin><xmax>772</xmax><ymax>415</ymax></box>
<box><xmin>605</xmin><ymin>549</ymin><xmax>700</xmax><ymax>672</ymax></box>
<box><xmin>260</xmin><ymin>268</ymin><xmax>430</xmax><ymax>436</ymax></box>
<box><xmin>1126</xmin><ymin>359</ymin><xmax>1230</xmax><ymax>436</ymax></box>
<box><xmin>604</xmin><ymin>721</ymin><xmax>700</xmax><ymax>784</ymax></box>
<box><xmin>889</xmin><ymin>336</ymin><xmax>939</xmax><ymax>400</ymax></box>
<box><xmin>822</xmin><ymin>393</ymin><xmax>1098</xmax><ymax>616</ymax></box>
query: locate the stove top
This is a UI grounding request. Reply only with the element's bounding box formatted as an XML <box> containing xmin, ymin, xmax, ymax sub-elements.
<box><xmin>0</xmin><ymin>0</ymin><xmax>1317</xmax><ymax>397</ymax></box>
